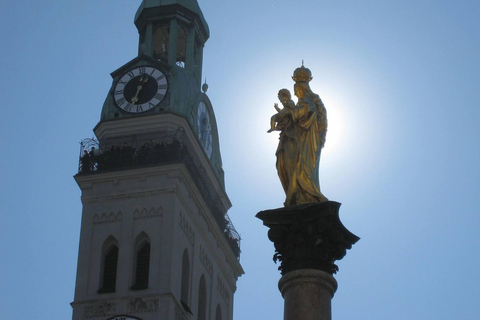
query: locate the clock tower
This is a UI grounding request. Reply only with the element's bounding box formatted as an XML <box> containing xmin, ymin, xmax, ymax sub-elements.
<box><xmin>72</xmin><ymin>1</ymin><xmax>243</xmax><ymax>320</ymax></box>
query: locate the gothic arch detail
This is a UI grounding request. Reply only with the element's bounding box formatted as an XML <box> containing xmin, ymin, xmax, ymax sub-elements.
<box><xmin>180</xmin><ymin>249</ymin><xmax>191</xmax><ymax>311</ymax></box>
<box><xmin>199</xmin><ymin>245</ymin><xmax>213</xmax><ymax>276</ymax></box>
<box><xmin>215</xmin><ymin>304</ymin><xmax>222</xmax><ymax>320</ymax></box>
<box><xmin>93</xmin><ymin>212</ymin><xmax>122</xmax><ymax>224</ymax></box>
<box><xmin>98</xmin><ymin>236</ymin><xmax>119</xmax><ymax>293</ymax></box>
<box><xmin>134</xmin><ymin>206</ymin><xmax>163</xmax><ymax>220</ymax></box>
<box><xmin>197</xmin><ymin>275</ymin><xmax>207</xmax><ymax>320</ymax></box>
<box><xmin>131</xmin><ymin>232</ymin><xmax>151</xmax><ymax>290</ymax></box>
<box><xmin>179</xmin><ymin>211</ymin><xmax>195</xmax><ymax>245</ymax></box>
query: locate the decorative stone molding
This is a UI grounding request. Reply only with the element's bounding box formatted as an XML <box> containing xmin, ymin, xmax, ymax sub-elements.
<box><xmin>179</xmin><ymin>211</ymin><xmax>195</xmax><ymax>245</ymax></box>
<box><xmin>126</xmin><ymin>297</ymin><xmax>159</xmax><ymax>314</ymax></box>
<box><xmin>84</xmin><ymin>301</ymin><xmax>117</xmax><ymax>318</ymax></box>
<box><xmin>134</xmin><ymin>207</ymin><xmax>163</xmax><ymax>220</ymax></box>
<box><xmin>175</xmin><ymin>304</ymin><xmax>188</xmax><ymax>320</ymax></box>
<box><xmin>256</xmin><ymin>201</ymin><xmax>359</xmax><ymax>275</ymax></box>
<box><xmin>200</xmin><ymin>245</ymin><xmax>213</xmax><ymax>276</ymax></box>
<box><xmin>217</xmin><ymin>275</ymin><xmax>230</xmax><ymax>303</ymax></box>
<box><xmin>93</xmin><ymin>212</ymin><xmax>122</xmax><ymax>225</ymax></box>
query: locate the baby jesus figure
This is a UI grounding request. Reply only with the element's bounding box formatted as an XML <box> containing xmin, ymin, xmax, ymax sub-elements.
<box><xmin>268</xmin><ymin>89</ymin><xmax>295</xmax><ymax>133</ymax></box>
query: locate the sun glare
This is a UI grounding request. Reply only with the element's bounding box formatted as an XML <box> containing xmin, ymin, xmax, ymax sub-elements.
<box><xmin>322</xmin><ymin>97</ymin><xmax>345</xmax><ymax>156</ymax></box>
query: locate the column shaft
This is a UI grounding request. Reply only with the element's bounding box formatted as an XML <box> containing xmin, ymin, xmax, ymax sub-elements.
<box><xmin>279</xmin><ymin>269</ymin><xmax>337</xmax><ymax>320</ymax></box>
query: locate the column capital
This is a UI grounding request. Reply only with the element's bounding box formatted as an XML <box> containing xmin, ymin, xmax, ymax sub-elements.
<box><xmin>256</xmin><ymin>201</ymin><xmax>359</xmax><ymax>275</ymax></box>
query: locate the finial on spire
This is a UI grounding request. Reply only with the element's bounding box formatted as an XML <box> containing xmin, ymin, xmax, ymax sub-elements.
<box><xmin>202</xmin><ymin>79</ymin><xmax>209</xmax><ymax>93</ymax></box>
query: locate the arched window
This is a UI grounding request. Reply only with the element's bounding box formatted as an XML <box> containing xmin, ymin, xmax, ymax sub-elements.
<box><xmin>215</xmin><ymin>304</ymin><xmax>222</xmax><ymax>320</ymax></box>
<box><xmin>197</xmin><ymin>275</ymin><xmax>207</xmax><ymax>320</ymax></box>
<box><xmin>98</xmin><ymin>237</ymin><xmax>119</xmax><ymax>293</ymax></box>
<box><xmin>176</xmin><ymin>27</ymin><xmax>186</xmax><ymax>67</ymax></box>
<box><xmin>153</xmin><ymin>24</ymin><xmax>169</xmax><ymax>62</ymax></box>
<box><xmin>180</xmin><ymin>249</ymin><xmax>191</xmax><ymax>312</ymax></box>
<box><xmin>131</xmin><ymin>233</ymin><xmax>151</xmax><ymax>290</ymax></box>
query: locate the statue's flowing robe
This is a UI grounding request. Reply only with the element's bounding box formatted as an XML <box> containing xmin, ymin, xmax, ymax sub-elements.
<box><xmin>276</xmin><ymin>115</ymin><xmax>296</xmax><ymax>201</ymax></box>
<box><xmin>276</xmin><ymin>93</ymin><xmax>327</xmax><ymax>206</ymax></box>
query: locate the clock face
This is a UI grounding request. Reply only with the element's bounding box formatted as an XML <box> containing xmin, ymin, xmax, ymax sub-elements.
<box><xmin>197</xmin><ymin>101</ymin><xmax>213</xmax><ymax>158</ymax></box>
<box><xmin>113</xmin><ymin>66</ymin><xmax>168</xmax><ymax>113</ymax></box>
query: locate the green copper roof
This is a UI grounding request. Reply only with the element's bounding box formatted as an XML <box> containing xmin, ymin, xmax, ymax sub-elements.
<box><xmin>135</xmin><ymin>0</ymin><xmax>209</xmax><ymax>36</ymax></box>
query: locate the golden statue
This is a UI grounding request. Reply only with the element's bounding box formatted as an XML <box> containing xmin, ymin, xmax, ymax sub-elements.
<box><xmin>268</xmin><ymin>64</ymin><xmax>328</xmax><ymax>206</ymax></box>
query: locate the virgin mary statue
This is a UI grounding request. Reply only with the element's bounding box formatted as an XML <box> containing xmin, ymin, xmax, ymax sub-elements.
<box><xmin>269</xmin><ymin>65</ymin><xmax>328</xmax><ymax>206</ymax></box>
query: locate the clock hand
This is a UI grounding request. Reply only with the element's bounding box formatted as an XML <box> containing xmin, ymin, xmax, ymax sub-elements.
<box><xmin>131</xmin><ymin>86</ymin><xmax>142</xmax><ymax>104</ymax></box>
<box><xmin>131</xmin><ymin>76</ymin><xmax>149</xmax><ymax>104</ymax></box>
<box><xmin>140</xmin><ymin>75</ymin><xmax>149</xmax><ymax>83</ymax></box>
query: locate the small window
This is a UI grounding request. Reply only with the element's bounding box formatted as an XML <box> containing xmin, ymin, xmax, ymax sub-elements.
<box><xmin>98</xmin><ymin>242</ymin><xmax>118</xmax><ymax>293</ymax></box>
<box><xmin>197</xmin><ymin>275</ymin><xmax>207</xmax><ymax>320</ymax></box>
<box><xmin>154</xmin><ymin>25</ymin><xmax>169</xmax><ymax>62</ymax></box>
<box><xmin>181</xmin><ymin>249</ymin><xmax>191</xmax><ymax>313</ymax></box>
<box><xmin>176</xmin><ymin>27</ymin><xmax>186</xmax><ymax>67</ymax></box>
<box><xmin>131</xmin><ymin>241</ymin><xmax>150</xmax><ymax>290</ymax></box>
<box><xmin>215</xmin><ymin>304</ymin><xmax>222</xmax><ymax>320</ymax></box>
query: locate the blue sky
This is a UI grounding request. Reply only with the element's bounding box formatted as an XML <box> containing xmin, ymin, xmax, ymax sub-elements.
<box><xmin>1</xmin><ymin>1</ymin><xmax>479</xmax><ymax>319</ymax></box>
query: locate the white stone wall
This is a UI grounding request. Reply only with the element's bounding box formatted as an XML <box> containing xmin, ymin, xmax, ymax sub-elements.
<box><xmin>73</xmin><ymin>163</ymin><xmax>242</xmax><ymax>320</ymax></box>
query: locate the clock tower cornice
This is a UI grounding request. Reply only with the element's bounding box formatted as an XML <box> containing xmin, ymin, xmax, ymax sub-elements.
<box><xmin>109</xmin><ymin>54</ymin><xmax>171</xmax><ymax>80</ymax></box>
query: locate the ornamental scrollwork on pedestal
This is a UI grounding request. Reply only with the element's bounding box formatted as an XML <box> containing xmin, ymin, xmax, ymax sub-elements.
<box><xmin>269</xmin><ymin>214</ymin><xmax>342</xmax><ymax>274</ymax></box>
<box><xmin>257</xmin><ymin>202</ymin><xmax>360</xmax><ymax>275</ymax></box>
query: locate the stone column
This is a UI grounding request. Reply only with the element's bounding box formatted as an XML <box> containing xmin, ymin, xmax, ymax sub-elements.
<box><xmin>257</xmin><ymin>201</ymin><xmax>359</xmax><ymax>320</ymax></box>
<box><xmin>168</xmin><ymin>19</ymin><xmax>179</xmax><ymax>66</ymax></box>
<box><xmin>279</xmin><ymin>269</ymin><xmax>337</xmax><ymax>320</ymax></box>
<box><xmin>185</xmin><ymin>28</ymin><xmax>195</xmax><ymax>73</ymax></box>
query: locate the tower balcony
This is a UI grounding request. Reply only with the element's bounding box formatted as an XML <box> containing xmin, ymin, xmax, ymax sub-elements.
<box><xmin>76</xmin><ymin>130</ymin><xmax>241</xmax><ymax>259</ymax></box>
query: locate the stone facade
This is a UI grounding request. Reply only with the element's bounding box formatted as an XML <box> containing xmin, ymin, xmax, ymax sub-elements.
<box><xmin>72</xmin><ymin>116</ymin><xmax>243</xmax><ymax>320</ymax></box>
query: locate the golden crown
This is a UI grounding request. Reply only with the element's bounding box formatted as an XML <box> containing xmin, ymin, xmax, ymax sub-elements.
<box><xmin>292</xmin><ymin>63</ymin><xmax>313</xmax><ymax>83</ymax></box>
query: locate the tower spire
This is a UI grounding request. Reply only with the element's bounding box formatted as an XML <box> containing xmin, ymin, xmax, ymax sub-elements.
<box><xmin>72</xmin><ymin>3</ymin><xmax>243</xmax><ymax>320</ymax></box>
<box><xmin>135</xmin><ymin>0</ymin><xmax>209</xmax><ymax>86</ymax></box>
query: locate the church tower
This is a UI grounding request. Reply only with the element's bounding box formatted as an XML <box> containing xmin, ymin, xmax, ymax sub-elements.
<box><xmin>72</xmin><ymin>1</ymin><xmax>243</xmax><ymax>320</ymax></box>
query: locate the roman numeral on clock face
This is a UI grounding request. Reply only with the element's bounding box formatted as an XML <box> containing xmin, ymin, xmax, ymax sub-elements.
<box><xmin>116</xmin><ymin>97</ymin><xmax>126</xmax><ymax>106</ymax></box>
<box><xmin>114</xmin><ymin>66</ymin><xmax>168</xmax><ymax>113</ymax></box>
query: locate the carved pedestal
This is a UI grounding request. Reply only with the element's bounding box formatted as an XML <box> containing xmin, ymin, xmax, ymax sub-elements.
<box><xmin>257</xmin><ymin>201</ymin><xmax>359</xmax><ymax>320</ymax></box>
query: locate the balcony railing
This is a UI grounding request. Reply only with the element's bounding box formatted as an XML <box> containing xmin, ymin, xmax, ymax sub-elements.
<box><xmin>77</xmin><ymin>131</ymin><xmax>241</xmax><ymax>259</ymax></box>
